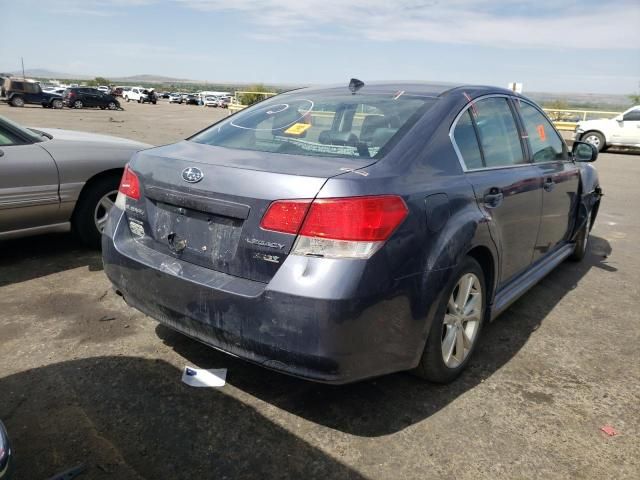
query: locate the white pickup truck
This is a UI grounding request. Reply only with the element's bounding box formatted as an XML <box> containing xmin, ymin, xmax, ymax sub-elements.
<box><xmin>123</xmin><ymin>87</ymin><xmax>156</xmax><ymax>104</ymax></box>
<box><xmin>574</xmin><ymin>105</ymin><xmax>640</xmax><ymax>151</ymax></box>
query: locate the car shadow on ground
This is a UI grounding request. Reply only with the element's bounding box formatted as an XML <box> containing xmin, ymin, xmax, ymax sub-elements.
<box><xmin>155</xmin><ymin>236</ymin><xmax>614</xmax><ymax>437</ymax></box>
<box><xmin>0</xmin><ymin>232</ymin><xmax>102</xmax><ymax>287</ymax></box>
<box><xmin>0</xmin><ymin>356</ymin><xmax>367</xmax><ymax>480</ymax></box>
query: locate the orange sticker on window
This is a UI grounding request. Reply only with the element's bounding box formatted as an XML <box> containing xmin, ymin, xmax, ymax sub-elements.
<box><xmin>284</xmin><ymin>123</ymin><xmax>312</xmax><ymax>135</ymax></box>
<box><xmin>536</xmin><ymin>124</ymin><xmax>546</xmax><ymax>141</ymax></box>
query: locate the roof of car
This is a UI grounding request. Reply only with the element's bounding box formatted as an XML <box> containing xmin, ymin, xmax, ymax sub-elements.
<box><xmin>293</xmin><ymin>81</ymin><xmax>517</xmax><ymax>98</ymax></box>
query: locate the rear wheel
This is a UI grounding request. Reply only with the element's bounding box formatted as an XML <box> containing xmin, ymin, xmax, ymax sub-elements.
<box><xmin>52</xmin><ymin>99</ymin><xmax>63</xmax><ymax>109</ymax></box>
<box><xmin>73</xmin><ymin>99</ymin><xmax>84</xmax><ymax>109</ymax></box>
<box><xmin>582</xmin><ymin>131</ymin><xmax>606</xmax><ymax>152</ymax></box>
<box><xmin>415</xmin><ymin>257</ymin><xmax>486</xmax><ymax>383</ymax></box>
<box><xmin>108</xmin><ymin>101</ymin><xmax>117</xmax><ymax>110</ymax></box>
<box><xmin>10</xmin><ymin>96</ymin><xmax>25</xmax><ymax>107</ymax></box>
<box><xmin>72</xmin><ymin>175</ymin><xmax>120</xmax><ymax>248</ymax></box>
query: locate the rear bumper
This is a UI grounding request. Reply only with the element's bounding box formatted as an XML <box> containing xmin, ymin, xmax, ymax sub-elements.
<box><xmin>102</xmin><ymin>208</ymin><xmax>441</xmax><ymax>384</ymax></box>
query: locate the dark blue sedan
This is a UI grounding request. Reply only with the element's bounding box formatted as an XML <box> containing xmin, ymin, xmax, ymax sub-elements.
<box><xmin>102</xmin><ymin>81</ymin><xmax>601</xmax><ymax>384</ymax></box>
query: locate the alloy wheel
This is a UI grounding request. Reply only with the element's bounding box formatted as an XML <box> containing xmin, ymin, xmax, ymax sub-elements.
<box><xmin>584</xmin><ymin>134</ymin><xmax>601</xmax><ymax>149</ymax></box>
<box><xmin>94</xmin><ymin>190</ymin><xmax>118</xmax><ymax>233</ymax></box>
<box><xmin>441</xmin><ymin>273</ymin><xmax>483</xmax><ymax>368</ymax></box>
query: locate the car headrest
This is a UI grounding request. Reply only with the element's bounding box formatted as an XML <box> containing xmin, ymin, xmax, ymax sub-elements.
<box><xmin>318</xmin><ymin>130</ymin><xmax>359</xmax><ymax>146</ymax></box>
<box><xmin>370</xmin><ymin>128</ymin><xmax>397</xmax><ymax>148</ymax></box>
<box><xmin>360</xmin><ymin>115</ymin><xmax>390</xmax><ymax>142</ymax></box>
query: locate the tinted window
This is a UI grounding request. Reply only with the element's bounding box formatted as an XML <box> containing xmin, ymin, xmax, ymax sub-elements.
<box><xmin>517</xmin><ymin>101</ymin><xmax>567</xmax><ymax>162</ymax></box>
<box><xmin>11</xmin><ymin>81</ymin><xmax>24</xmax><ymax>91</ymax></box>
<box><xmin>623</xmin><ymin>109</ymin><xmax>640</xmax><ymax>121</ymax></box>
<box><xmin>473</xmin><ymin>97</ymin><xmax>525</xmax><ymax>168</ymax></box>
<box><xmin>24</xmin><ymin>83</ymin><xmax>39</xmax><ymax>93</ymax></box>
<box><xmin>191</xmin><ymin>92</ymin><xmax>435</xmax><ymax>160</ymax></box>
<box><xmin>453</xmin><ymin>110</ymin><xmax>484</xmax><ymax>169</ymax></box>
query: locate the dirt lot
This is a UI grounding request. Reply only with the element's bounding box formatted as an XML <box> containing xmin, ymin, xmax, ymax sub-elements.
<box><xmin>0</xmin><ymin>101</ymin><xmax>638</xmax><ymax>480</ymax></box>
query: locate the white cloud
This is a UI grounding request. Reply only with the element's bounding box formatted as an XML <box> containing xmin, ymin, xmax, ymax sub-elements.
<box><xmin>175</xmin><ymin>0</ymin><xmax>640</xmax><ymax>50</ymax></box>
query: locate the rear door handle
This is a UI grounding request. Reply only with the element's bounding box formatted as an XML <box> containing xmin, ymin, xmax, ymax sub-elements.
<box><xmin>483</xmin><ymin>188</ymin><xmax>504</xmax><ymax>208</ymax></box>
<box><xmin>543</xmin><ymin>177</ymin><xmax>555</xmax><ymax>192</ymax></box>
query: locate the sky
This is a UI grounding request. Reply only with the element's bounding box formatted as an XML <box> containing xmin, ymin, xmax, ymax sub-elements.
<box><xmin>1</xmin><ymin>0</ymin><xmax>639</xmax><ymax>94</ymax></box>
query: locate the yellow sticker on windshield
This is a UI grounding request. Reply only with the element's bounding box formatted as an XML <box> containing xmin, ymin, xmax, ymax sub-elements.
<box><xmin>284</xmin><ymin>123</ymin><xmax>312</xmax><ymax>135</ymax></box>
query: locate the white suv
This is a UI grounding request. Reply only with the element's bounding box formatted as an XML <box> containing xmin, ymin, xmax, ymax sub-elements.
<box><xmin>574</xmin><ymin>105</ymin><xmax>640</xmax><ymax>151</ymax></box>
<box><xmin>123</xmin><ymin>87</ymin><xmax>156</xmax><ymax>104</ymax></box>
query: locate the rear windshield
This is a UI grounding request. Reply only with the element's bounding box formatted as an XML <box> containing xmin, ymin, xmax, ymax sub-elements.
<box><xmin>190</xmin><ymin>91</ymin><xmax>436</xmax><ymax>159</ymax></box>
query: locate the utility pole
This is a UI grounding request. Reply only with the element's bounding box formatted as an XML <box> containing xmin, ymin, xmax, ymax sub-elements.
<box><xmin>21</xmin><ymin>57</ymin><xmax>25</xmax><ymax>78</ymax></box>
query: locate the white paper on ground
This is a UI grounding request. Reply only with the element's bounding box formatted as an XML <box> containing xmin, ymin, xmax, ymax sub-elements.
<box><xmin>181</xmin><ymin>366</ymin><xmax>227</xmax><ymax>387</ymax></box>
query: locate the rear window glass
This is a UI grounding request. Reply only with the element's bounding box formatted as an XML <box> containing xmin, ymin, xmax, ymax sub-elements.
<box><xmin>191</xmin><ymin>91</ymin><xmax>435</xmax><ymax>159</ymax></box>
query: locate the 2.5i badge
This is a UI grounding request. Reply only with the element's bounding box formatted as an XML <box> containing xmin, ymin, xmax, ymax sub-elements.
<box><xmin>253</xmin><ymin>252</ymin><xmax>280</xmax><ymax>264</ymax></box>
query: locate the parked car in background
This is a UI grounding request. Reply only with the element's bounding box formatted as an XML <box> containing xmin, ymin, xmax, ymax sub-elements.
<box><xmin>184</xmin><ymin>94</ymin><xmax>199</xmax><ymax>105</ymax></box>
<box><xmin>103</xmin><ymin>81</ymin><xmax>601</xmax><ymax>384</ymax></box>
<box><xmin>123</xmin><ymin>87</ymin><xmax>156</xmax><ymax>104</ymax></box>
<box><xmin>97</xmin><ymin>86</ymin><xmax>110</xmax><ymax>93</ymax></box>
<box><xmin>42</xmin><ymin>87</ymin><xmax>66</xmax><ymax>96</ymax></box>
<box><xmin>111</xmin><ymin>87</ymin><xmax>124</xmax><ymax>97</ymax></box>
<box><xmin>0</xmin><ymin>115</ymin><xmax>151</xmax><ymax>246</ymax></box>
<box><xmin>216</xmin><ymin>97</ymin><xmax>230</xmax><ymax>108</ymax></box>
<box><xmin>168</xmin><ymin>93</ymin><xmax>182</xmax><ymax>104</ymax></box>
<box><xmin>62</xmin><ymin>87</ymin><xmax>120</xmax><ymax>110</ymax></box>
<box><xmin>203</xmin><ymin>95</ymin><xmax>218</xmax><ymax>107</ymax></box>
<box><xmin>0</xmin><ymin>77</ymin><xmax>63</xmax><ymax>109</ymax></box>
<box><xmin>0</xmin><ymin>420</ymin><xmax>12</xmax><ymax>480</ymax></box>
<box><xmin>574</xmin><ymin>105</ymin><xmax>640</xmax><ymax>151</ymax></box>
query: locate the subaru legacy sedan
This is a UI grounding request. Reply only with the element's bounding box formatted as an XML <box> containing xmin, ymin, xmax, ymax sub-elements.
<box><xmin>103</xmin><ymin>81</ymin><xmax>601</xmax><ymax>384</ymax></box>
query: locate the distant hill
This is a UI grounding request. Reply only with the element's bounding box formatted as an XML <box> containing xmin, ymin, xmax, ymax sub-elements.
<box><xmin>111</xmin><ymin>74</ymin><xmax>191</xmax><ymax>83</ymax></box>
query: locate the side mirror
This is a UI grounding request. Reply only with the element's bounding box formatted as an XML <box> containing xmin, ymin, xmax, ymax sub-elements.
<box><xmin>572</xmin><ymin>141</ymin><xmax>598</xmax><ymax>162</ymax></box>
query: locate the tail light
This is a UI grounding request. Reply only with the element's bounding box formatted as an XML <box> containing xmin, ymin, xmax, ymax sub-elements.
<box><xmin>114</xmin><ymin>165</ymin><xmax>140</xmax><ymax>209</ymax></box>
<box><xmin>260</xmin><ymin>195</ymin><xmax>408</xmax><ymax>259</ymax></box>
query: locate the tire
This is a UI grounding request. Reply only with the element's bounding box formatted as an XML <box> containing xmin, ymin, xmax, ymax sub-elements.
<box><xmin>100</xmin><ymin>106</ymin><xmax>106</xmax><ymax>110</ymax></box>
<box><xmin>108</xmin><ymin>101</ymin><xmax>117</xmax><ymax>110</ymax></box>
<box><xmin>51</xmin><ymin>99</ymin><xmax>63</xmax><ymax>109</ymax></box>
<box><xmin>414</xmin><ymin>257</ymin><xmax>487</xmax><ymax>383</ymax></box>
<box><xmin>10</xmin><ymin>96</ymin><xmax>25</xmax><ymax>107</ymax></box>
<box><xmin>72</xmin><ymin>174</ymin><xmax>121</xmax><ymax>248</ymax></box>
<box><xmin>570</xmin><ymin>208</ymin><xmax>592</xmax><ymax>262</ymax></box>
<box><xmin>137</xmin><ymin>98</ymin><xmax>141</xmax><ymax>103</ymax></box>
<box><xmin>73</xmin><ymin>100</ymin><xmax>84</xmax><ymax>109</ymax></box>
<box><xmin>582</xmin><ymin>131</ymin><xmax>606</xmax><ymax>152</ymax></box>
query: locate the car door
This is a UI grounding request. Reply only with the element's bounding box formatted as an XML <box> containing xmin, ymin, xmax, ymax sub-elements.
<box><xmin>451</xmin><ymin>96</ymin><xmax>542</xmax><ymax>284</ymax></box>
<box><xmin>0</xmin><ymin>125</ymin><xmax>60</xmax><ymax>233</ymax></box>
<box><xmin>619</xmin><ymin>108</ymin><xmax>640</xmax><ymax>145</ymax></box>
<box><xmin>86</xmin><ymin>88</ymin><xmax>99</xmax><ymax>107</ymax></box>
<box><xmin>514</xmin><ymin>99</ymin><xmax>580</xmax><ymax>260</ymax></box>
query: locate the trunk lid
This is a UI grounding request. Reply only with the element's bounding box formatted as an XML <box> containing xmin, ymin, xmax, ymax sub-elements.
<box><xmin>125</xmin><ymin>141</ymin><xmax>371</xmax><ymax>283</ymax></box>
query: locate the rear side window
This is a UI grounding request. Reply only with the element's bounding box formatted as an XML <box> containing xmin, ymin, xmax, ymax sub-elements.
<box><xmin>473</xmin><ymin>97</ymin><xmax>525</xmax><ymax>168</ymax></box>
<box><xmin>11</xmin><ymin>81</ymin><xmax>24</xmax><ymax>91</ymax></box>
<box><xmin>191</xmin><ymin>92</ymin><xmax>435</xmax><ymax>160</ymax></box>
<box><xmin>453</xmin><ymin>110</ymin><xmax>483</xmax><ymax>170</ymax></box>
<box><xmin>517</xmin><ymin>101</ymin><xmax>567</xmax><ymax>162</ymax></box>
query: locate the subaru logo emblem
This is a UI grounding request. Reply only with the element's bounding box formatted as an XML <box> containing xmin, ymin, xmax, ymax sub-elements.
<box><xmin>182</xmin><ymin>167</ymin><xmax>204</xmax><ymax>183</ymax></box>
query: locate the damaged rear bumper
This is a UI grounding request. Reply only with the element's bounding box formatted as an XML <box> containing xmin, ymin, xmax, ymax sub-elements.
<box><xmin>102</xmin><ymin>208</ymin><xmax>428</xmax><ymax>384</ymax></box>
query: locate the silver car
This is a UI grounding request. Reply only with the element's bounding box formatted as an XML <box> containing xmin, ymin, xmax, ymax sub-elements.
<box><xmin>0</xmin><ymin>115</ymin><xmax>151</xmax><ymax>246</ymax></box>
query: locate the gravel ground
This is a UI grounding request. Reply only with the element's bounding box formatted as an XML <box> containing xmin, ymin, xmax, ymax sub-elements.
<box><xmin>0</xmin><ymin>101</ymin><xmax>638</xmax><ymax>480</ymax></box>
